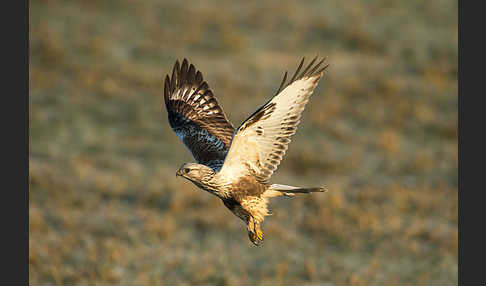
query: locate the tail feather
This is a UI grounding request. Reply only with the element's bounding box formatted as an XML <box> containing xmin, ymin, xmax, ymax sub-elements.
<box><xmin>265</xmin><ymin>184</ymin><xmax>328</xmax><ymax>198</ymax></box>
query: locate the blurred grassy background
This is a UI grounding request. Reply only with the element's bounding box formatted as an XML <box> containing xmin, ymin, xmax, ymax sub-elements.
<box><xmin>29</xmin><ymin>0</ymin><xmax>457</xmax><ymax>285</ymax></box>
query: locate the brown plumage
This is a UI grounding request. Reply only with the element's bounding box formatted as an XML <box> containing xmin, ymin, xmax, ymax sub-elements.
<box><xmin>164</xmin><ymin>59</ymin><xmax>235</xmax><ymax>170</ymax></box>
<box><xmin>165</xmin><ymin>57</ymin><xmax>329</xmax><ymax>245</ymax></box>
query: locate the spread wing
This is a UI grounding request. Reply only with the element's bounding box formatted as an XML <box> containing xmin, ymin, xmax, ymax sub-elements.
<box><xmin>219</xmin><ymin>57</ymin><xmax>328</xmax><ymax>183</ymax></box>
<box><xmin>164</xmin><ymin>59</ymin><xmax>236</xmax><ymax>171</ymax></box>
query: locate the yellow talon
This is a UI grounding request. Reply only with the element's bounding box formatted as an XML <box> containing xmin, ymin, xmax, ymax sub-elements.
<box><xmin>256</xmin><ymin>229</ymin><xmax>263</xmax><ymax>240</ymax></box>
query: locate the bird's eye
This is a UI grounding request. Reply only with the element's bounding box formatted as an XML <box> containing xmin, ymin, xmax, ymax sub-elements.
<box><xmin>184</xmin><ymin>168</ymin><xmax>190</xmax><ymax>174</ymax></box>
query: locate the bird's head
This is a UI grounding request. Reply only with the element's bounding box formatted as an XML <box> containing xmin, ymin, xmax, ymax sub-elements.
<box><xmin>176</xmin><ymin>163</ymin><xmax>215</xmax><ymax>182</ymax></box>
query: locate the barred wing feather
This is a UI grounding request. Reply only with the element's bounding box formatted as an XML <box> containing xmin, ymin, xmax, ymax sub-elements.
<box><xmin>220</xmin><ymin>57</ymin><xmax>328</xmax><ymax>183</ymax></box>
<box><xmin>164</xmin><ymin>59</ymin><xmax>236</xmax><ymax>171</ymax></box>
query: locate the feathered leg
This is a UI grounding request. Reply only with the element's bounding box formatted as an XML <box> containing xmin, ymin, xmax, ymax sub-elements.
<box><xmin>221</xmin><ymin>197</ymin><xmax>264</xmax><ymax>246</ymax></box>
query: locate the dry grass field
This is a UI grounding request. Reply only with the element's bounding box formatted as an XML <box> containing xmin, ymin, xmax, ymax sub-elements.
<box><xmin>30</xmin><ymin>0</ymin><xmax>457</xmax><ymax>285</ymax></box>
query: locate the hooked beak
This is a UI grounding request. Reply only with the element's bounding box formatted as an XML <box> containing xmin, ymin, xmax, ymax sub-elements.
<box><xmin>176</xmin><ymin>170</ymin><xmax>182</xmax><ymax>177</ymax></box>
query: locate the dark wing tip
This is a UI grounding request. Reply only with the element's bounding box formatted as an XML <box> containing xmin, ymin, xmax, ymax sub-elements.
<box><xmin>165</xmin><ymin>58</ymin><xmax>207</xmax><ymax>101</ymax></box>
<box><xmin>164</xmin><ymin>75</ymin><xmax>171</xmax><ymax>106</ymax></box>
<box><xmin>196</xmin><ymin>70</ymin><xmax>203</xmax><ymax>83</ymax></box>
<box><xmin>170</xmin><ymin>60</ymin><xmax>180</xmax><ymax>92</ymax></box>
<box><xmin>275</xmin><ymin>55</ymin><xmax>328</xmax><ymax>95</ymax></box>
<box><xmin>181</xmin><ymin>58</ymin><xmax>189</xmax><ymax>70</ymax></box>
<box><xmin>289</xmin><ymin>57</ymin><xmax>305</xmax><ymax>83</ymax></box>
<box><xmin>179</xmin><ymin>59</ymin><xmax>189</xmax><ymax>88</ymax></box>
<box><xmin>276</xmin><ymin>71</ymin><xmax>288</xmax><ymax>95</ymax></box>
<box><xmin>300</xmin><ymin>56</ymin><xmax>318</xmax><ymax>77</ymax></box>
<box><xmin>317</xmin><ymin>63</ymin><xmax>330</xmax><ymax>75</ymax></box>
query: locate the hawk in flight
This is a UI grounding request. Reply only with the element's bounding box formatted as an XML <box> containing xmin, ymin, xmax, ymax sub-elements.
<box><xmin>163</xmin><ymin>57</ymin><xmax>328</xmax><ymax>245</ymax></box>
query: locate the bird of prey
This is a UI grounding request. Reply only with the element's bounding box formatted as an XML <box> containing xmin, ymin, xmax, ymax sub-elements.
<box><xmin>163</xmin><ymin>56</ymin><xmax>328</xmax><ymax>245</ymax></box>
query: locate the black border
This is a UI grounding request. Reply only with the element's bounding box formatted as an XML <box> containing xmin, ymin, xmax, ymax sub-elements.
<box><xmin>458</xmin><ymin>0</ymin><xmax>482</xmax><ymax>284</ymax></box>
<box><xmin>0</xmin><ymin>0</ymin><xmax>29</xmax><ymax>282</ymax></box>
<box><xmin>11</xmin><ymin>0</ymin><xmax>29</xmax><ymax>285</ymax></box>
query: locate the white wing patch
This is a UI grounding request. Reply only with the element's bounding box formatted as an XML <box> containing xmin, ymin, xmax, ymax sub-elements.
<box><xmin>219</xmin><ymin>57</ymin><xmax>328</xmax><ymax>183</ymax></box>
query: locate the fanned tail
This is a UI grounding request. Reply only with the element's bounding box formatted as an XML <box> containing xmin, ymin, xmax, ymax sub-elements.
<box><xmin>265</xmin><ymin>184</ymin><xmax>328</xmax><ymax>198</ymax></box>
